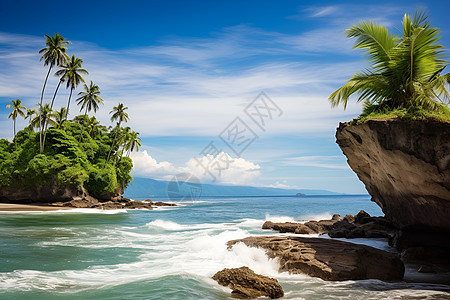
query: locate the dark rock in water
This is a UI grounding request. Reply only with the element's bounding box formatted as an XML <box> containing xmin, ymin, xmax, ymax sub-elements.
<box><xmin>228</xmin><ymin>236</ymin><xmax>404</xmax><ymax>281</ymax></box>
<box><xmin>212</xmin><ymin>266</ymin><xmax>284</xmax><ymax>299</ymax></box>
<box><xmin>336</xmin><ymin>119</ymin><xmax>450</xmax><ymax>240</ymax></box>
<box><xmin>304</xmin><ymin>219</ymin><xmax>338</xmax><ymax>234</ymax></box>
<box><xmin>50</xmin><ymin>198</ymin><xmax>176</xmax><ymax>210</ymax></box>
<box><xmin>328</xmin><ymin>219</ymin><xmax>357</xmax><ymax>238</ymax></box>
<box><xmin>354</xmin><ymin>210</ymin><xmax>371</xmax><ymax>224</ymax></box>
<box><xmin>153</xmin><ymin>201</ymin><xmax>177</xmax><ymax>206</ymax></box>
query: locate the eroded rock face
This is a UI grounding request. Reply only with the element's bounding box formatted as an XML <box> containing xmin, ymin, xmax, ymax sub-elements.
<box><xmin>212</xmin><ymin>266</ymin><xmax>284</xmax><ymax>299</ymax></box>
<box><xmin>228</xmin><ymin>236</ymin><xmax>404</xmax><ymax>281</ymax></box>
<box><xmin>336</xmin><ymin>119</ymin><xmax>450</xmax><ymax>232</ymax></box>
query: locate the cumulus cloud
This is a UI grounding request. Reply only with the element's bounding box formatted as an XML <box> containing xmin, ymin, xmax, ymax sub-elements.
<box><xmin>130</xmin><ymin>150</ymin><xmax>261</xmax><ymax>186</ymax></box>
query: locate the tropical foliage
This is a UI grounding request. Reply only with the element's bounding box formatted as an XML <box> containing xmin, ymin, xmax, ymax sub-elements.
<box><xmin>329</xmin><ymin>11</ymin><xmax>450</xmax><ymax>118</ymax></box>
<box><xmin>2</xmin><ymin>33</ymin><xmax>140</xmax><ymax>197</ymax></box>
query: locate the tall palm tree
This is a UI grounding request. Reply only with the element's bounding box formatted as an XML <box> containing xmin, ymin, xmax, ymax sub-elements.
<box><xmin>6</xmin><ymin>99</ymin><xmax>26</xmax><ymax>138</ymax></box>
<box><xmin>76</xmin><ymin>81</ymin><xmax>104</xmax><ymax>142</ymax></box>
<box><xmin>38</xmin><ymin>33</ymin><xmax>70</xmax><ymax>108</ymax></box>
<box><xmin>329</xmin><ymin>11</ymin><xmax>449</xmax><ymax>112</ymax></box>
<box><xmin>38</xmin><ymin>33</ymin><xmax>70</xmax><ymax>152</ymax></box>
<box><xmin>52</xmin><ymin>107</ymin><xmax>68</xmax><ymax>129</ymax></box>
<box><xmin>107</xmin><ymin>103</ymin><xmax>129</xmax><ymax>161</ymax></box>
<box><xmin>123</xmin><ymin>131</ymin><xmax>142</xmax><ymax>157</ymax></box>
<box><xmin>55</xmin><ymin>55</ymin><xmax>88</xmax><ymax>119</ymax></box>
<box><xmin>31</xmin><ymin>104</ymin><xmax>56</xmax><ymax>141</ymax></box>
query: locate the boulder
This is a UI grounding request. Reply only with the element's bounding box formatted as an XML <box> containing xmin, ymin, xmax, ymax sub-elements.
<box><xmin>212</xmin><ymin>266</ymin><xmax>284</xmax><ymax>299</ymax></box>
<box><xmin>228</xmin><ymin>236</ymin><xmax>404</xmax><ymax>281</ymax></box>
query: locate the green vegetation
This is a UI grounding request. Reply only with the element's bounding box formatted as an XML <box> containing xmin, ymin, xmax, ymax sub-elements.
<box><xmin>2</xmin><ymin>33</ymin><xmax>141</xmax><ymax>198</ymax></box>
<box><xmin>330</xmin><ymin>11</ymin><xmax>450</xmax><ymax>123</ymax></box>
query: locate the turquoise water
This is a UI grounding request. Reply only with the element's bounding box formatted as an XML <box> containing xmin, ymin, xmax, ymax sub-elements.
<box><xmin>1</xmin><ymin>195</ymin><xmax>449</xmax><ymax>299</ymax></box>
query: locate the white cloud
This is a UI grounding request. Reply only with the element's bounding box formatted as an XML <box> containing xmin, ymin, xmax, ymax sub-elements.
<box><xmin>282</xmin><ymin>155</ymin><xmax>350</xmax><ymax>169</ymax></box>
<box><xmin>130</xmin><ymin>150</ymin><xmax>261</xmax><ymax>186</ymax></box>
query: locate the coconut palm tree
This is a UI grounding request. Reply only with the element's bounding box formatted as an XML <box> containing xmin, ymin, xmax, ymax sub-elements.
<box><xmin>38</xmin><ymin>33</ymin><xmax>70</xmax><ymax>152</ymax></box>
<box><xmin>329</xmin><ymin>11</ymin><xmax>449</xmax><ymax>112</ymax></box>
<box><xmin>52</xmin><ymin>107</ymin><xmax>68</xmax><ymax>129</ymax></box>
<box><xmin>123</xmin><ymin>131</ymin><xmax>142</xmax><ymax>157</ymax></box>
<box><xmin>31</xmin><ymin>104</ymin><xmax>56</xmax><ymax>139</ymax></box>
<box><xmin>76</xmin><ymin>81</ymin><xmax>104</xmax><ymax>142</ymax></box>
<box><xmin>55</xmin><ymin>55</ymin><xmax>88</xmax><ymax>119</ymax></box>
<box><xmin>6</xmin><ymin>99</ymin><xmax>26</xmax><ymax>138</ymax></box>
<box><xmin>39</xmin><ymin>33</ymin><xmax>70</xmax><ymax>108</ymax></box>
<box><xmin>106</xmin><ymin>103</ymin><xmax>129</xmax><ymax>161</ymax></box>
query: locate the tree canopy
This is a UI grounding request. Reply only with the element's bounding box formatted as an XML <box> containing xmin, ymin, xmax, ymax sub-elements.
<box><xmin>329</xmin><ymin>11</ymin><xmax>450</xmax><ymax>119</ymax></box>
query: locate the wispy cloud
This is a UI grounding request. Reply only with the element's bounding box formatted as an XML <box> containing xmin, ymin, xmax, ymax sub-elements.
<box><xmin>282</xmin><ymin>155</ymin><xmax>350</xmax><ymax>170</ymax></box>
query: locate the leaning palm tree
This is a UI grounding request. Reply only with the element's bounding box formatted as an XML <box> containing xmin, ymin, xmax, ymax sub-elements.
<box><xmin>106</xmin><ymin>103</ymin><xmax>130</xmax><ymax>161</ymax></box>
<box><xmin>55</xmin><ymin>55</ymin><xmax>88</xmax><ymax>119</ymax></box>
<box><xmin>123</xmin><ymin>131</ymin><xmax>142</xmax><ymax>157</ymax></box>
<box><xmin>76</xmin><ymin>81</ymin><xmax>104</xmax><ymax>142</ymax></box>
<box><xmin>6</xmin><ymin>99</ymin><xmax>26</xmax><ymax>138</ymax></box>
<box><xmin>329</xmin><ymin>11</ymin><xmax>449</xmax><ymax>112</ymax></box>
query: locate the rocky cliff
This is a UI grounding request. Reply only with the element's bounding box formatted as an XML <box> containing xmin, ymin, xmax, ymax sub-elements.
<box><xmin>0</xmin><ymin>180</ymin><xmax>124</xmax><ymax>204</ymax></box>
<box><xmin>336</xmin><ymin>119</ymin><xmax>450</xmax><ymax>242</ymax></box>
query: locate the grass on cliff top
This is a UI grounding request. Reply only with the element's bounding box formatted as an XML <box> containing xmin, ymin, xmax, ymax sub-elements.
<box><xmin>350</xmin><ymin>104</ymin><xmax>450</xmax><ymax>125</ymax></box>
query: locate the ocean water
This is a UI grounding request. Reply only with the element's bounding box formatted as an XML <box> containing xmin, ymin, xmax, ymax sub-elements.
<box><xmin>0</xmin><ymin>195</ymin><xmax>449</xmax><ymax>299</ymax></box>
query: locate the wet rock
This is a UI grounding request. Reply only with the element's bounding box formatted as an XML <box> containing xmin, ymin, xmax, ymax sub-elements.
<box><xmin>228</xmin><ymin>236</ymin><xmax>404</xmax><ymax>281</ymax></box>
<box><xmin>212</xmin><ymin>266</ymin><xmax>284</xmax><ymax>299</ymax></box>
<box><xmin>294</xmin><ymin>224</ymin><xmax>317</xmax><ymax>234</ymax></box>
<box><xmin>354</xmin><ymin>210</ymin><xmax>371</xmax><ymax>224</ymax></box>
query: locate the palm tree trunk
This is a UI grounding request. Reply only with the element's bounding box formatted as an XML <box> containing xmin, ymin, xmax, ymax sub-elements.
<box><xmin>66</xmin><ymin>88</ymin><xmax>74</xmax><ymax>121</ymax></box>
<box><xmin>39</xmin><ymin>65</ymin><xmax>53</xmax><ymax>154</ymax></box>
<box><xmin>79</xmin><ymin>107</ymin><xmax>88</xmax><ymax>143</ymax></box>
<box><xmin>106</xmin><ymin>122</ymin><xmax>121</xmax><ymax>162</ymax></box>
<box><xmin>41</xmin><ymin>79</ymin><xmax>62</xmax><ymax>153</ymax></box>
<box><xmin>13</xmin><ymin>118</ymin><xmax>16</xmax><ymax>138</ymax></box>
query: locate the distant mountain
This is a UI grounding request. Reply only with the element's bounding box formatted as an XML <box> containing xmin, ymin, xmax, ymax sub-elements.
<box><xmin>124</xmin><ymin>177</ymin><xmax>341</xmax><ymax>199</ymax></box>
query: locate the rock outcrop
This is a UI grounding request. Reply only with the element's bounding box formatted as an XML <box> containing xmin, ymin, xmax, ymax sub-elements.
<box><xmin>335</xmin><ymin>119</ymin><xmax>450</xmax><ymax>235</ymax></box>
<box><xmin>212</xmin><ymin>266</ymin><xmax>284</xmax><ymax>299</ymax></box>
<box><xmin>228</xmin><ymin>236</ymin><xmax>404</xmax><ymax>281</ymax></box>
<box><xmin>50</xmin><ymin>198</ymin><xmax>176</xmax><ymax>210</ymax></box>
<box><xmin>263</xmin><ymin>211</ymin><xmax>397</xmax><ymax>239</ymax></box>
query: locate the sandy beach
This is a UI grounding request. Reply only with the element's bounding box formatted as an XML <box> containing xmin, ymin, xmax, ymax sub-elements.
<box><xmin>0</xmin><ymin>203</ymin><xmax>71</xmax><ymax>211</ymax></box>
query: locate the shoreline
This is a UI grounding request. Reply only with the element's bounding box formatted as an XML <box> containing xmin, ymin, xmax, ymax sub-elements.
<box><xmin>0</xmin><ymin>203</ymin><xmax>72</xmax><ymax>211</ymax></box>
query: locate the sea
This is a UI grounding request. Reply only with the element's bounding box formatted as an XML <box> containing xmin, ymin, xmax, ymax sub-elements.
<box><xmin>1</xmin><ymin>195</ymin><xmax>449</xmax><ymax>299</ymax></box>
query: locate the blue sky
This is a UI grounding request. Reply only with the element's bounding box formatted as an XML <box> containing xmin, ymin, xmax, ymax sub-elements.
<box><xmin>1</xmin><ymin>0</ymin><xmax>449</xmax><ymax>193</ymax></box>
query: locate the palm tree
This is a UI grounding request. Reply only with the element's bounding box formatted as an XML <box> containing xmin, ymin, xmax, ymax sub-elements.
<box><xmin>76</xmin><ymin>81</ymin><xmax>104</xmax><ymax>142</ymax></box>
<box><xmin>87</xmin><ymin>116</ymin><xmax>101</xmax><ymax>137</ymax></box>
<box><xmin>25</xmin><ymin>108</ymin><xmax>37</xmax><ymax>129</ymax></box>
<box><xmin>31</xmin><ymin>104</ymin><xmax>56</xmax><ymax>140</ymax></box>
<box><xmin>55</xmin><ymin>55</ymin><xmax>88</xmax><ymax>119</ymax></box>
<box><xmin>38</xmin><ymin>33</ymin><xmax>70</xmax><ymax>108</ymax></box>
<box><xmin>329</xmin><ymin>11</ymin><xmax>449</xmax><ymax>112</ymax></box>
<box><xmin>6</xmin><ymin>99</ymin><xmax>26</xmax><ymax>138</ymax></box>
<box><xmin>52</xmin><ymin>107</ymin><xmax>68</xmax><ymax>129</ymax></box>
<box><xmin>106</xmin><ymin>103</ymin><xmax>129</xmax><ymax>161</ymax></box>
<box><xmin>38</xmin><ymin>33</ymin><xmax>70</xmax><ymax>152</ymax></box>
<box><xmin>123</xmin><ymin>131</ymin><xmax>142</xmax><ymax>157</ymax></box>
